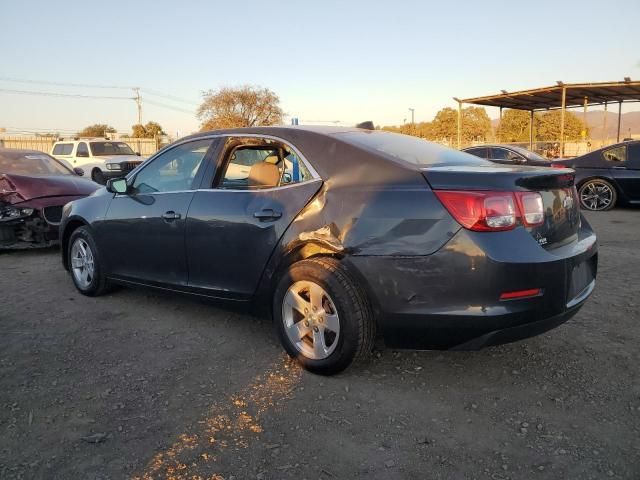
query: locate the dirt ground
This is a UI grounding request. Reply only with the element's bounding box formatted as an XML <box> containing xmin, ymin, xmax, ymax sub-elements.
<box><xmin>1</xmin><ymin>209</ymin><xmax>639</xmax><ymax>480</ymax></box>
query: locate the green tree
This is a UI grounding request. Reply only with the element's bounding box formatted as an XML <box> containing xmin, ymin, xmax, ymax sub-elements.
<box><xmin>197</xmin><ymin>85</ymin><xmax>283</xmax><ymax>130</ymax></box>
<box><xmin>497</xmin><ymin>109</ymin><xmax>532</xmax><ymax>142</ymax></box>
<box><xmin>535</xmin><ymin>110</ymin><xmax>588</xmax><ymax>141</ymax></box>
<box><xmin>428</xmin><ymin>106</ymin><xmax>492</xmax><ymax>143</ymax></box>
<box><xmin>130</xmin><ymin>121</ymin><xmax>166</xmax><ymax>138</ymax></box>
<box><xmin>78</xmin><ymin>124</ymin><xmax>116</xmax><ymax>137</ymax></box>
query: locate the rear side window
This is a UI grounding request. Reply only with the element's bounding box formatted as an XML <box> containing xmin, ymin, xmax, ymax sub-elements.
<box><xmin>52</xmin><ymin>143</ymin><xmax>74</xmax><ymax>155</ymax></box>
<box><xmin>465</xmin><ymin>147</ymin><xmax>487</xmax><ymax>159</ymax></box>
<box><xmin>220</xmin><ymin>147</ymin><xmax>280</xmax><ymax>190</ymax></box>
<box><xmin>603</xmin><ymin>146</ymin><xmax>626</xmax><ymax>162</ymax></box>
<box><xmin>336</xmin><ymin>131</ymin><xmax>487</xmax><ymax>167</ymax></box>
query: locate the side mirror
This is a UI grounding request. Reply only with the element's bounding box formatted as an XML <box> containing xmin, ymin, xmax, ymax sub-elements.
<box><xmin>76</xmin><ymin>151</ymin><xmax>89</xmax><ymax>158</ymax></box>
<box><xmin>73</xmin><ymin>167</ymin><xmax>84</xmax><ymax>176</ymax></box>
<box><xmin>135</xmin><ymin>152</ymin><xmax>141</xmax><ymax>156</ymax></box>
<box><xmin>106</xmin><ymin>178</ymin><xmax>129</xmax><ymax>194</ymax></box>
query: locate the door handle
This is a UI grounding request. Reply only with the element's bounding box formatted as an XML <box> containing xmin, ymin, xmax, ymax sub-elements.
<box><xmin>162</xmin><ymin>211</ymin><xmax>181</xmax><ymax>220</ymax></box>
<box><xmin>253</xmin><ymin>208</ymin><xmax>282</xmax><ymax>221</ymax></box>
<box><xmin>611</xmin><ymin>166</ymin><xmax>627</xmax><ymax>170</ymax></box>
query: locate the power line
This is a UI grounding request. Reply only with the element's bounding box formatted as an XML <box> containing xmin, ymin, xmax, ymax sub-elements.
<box><xmin>0</xmin><ymin>77</ymin><xmax>133</xmax><ymax>90</ymax></box>
<box><xmin>0</xmin><ymin>88</ymin><xmax>132</xmax><ymax>100</ymax></box>
<box><xmin>142</xmin><ymin>88</ymin><xmax>199</xmax><ymax>106</ymax></box>
<box><xmin>145</xmin><ymin>98</ymin><xmax>196</xmax><ymax>115</ymax></box>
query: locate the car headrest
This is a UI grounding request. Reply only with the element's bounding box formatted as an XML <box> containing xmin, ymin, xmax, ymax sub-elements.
<box><xmin>248</xmin><ymin>162</ymin><xmax>280</xmax><ymax>188</ymax></box>
<box><xmin>264</xmin><ymin>154</ymin><xmax>280</xmax><ymax>164</ymax></box>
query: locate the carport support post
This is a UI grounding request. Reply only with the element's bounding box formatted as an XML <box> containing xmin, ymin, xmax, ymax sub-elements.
<box><xmin>456</xmin><ymin>99</ymin><xmax>462</xmax><ymax>149</ymax></box>
<box><xmin>603</xmin><ymin>102</ymin><xmax>608</xmax><ymax>143</ymax></box>
<box><xmin>498</xmin><ymin>107</ymin><xmax>503</xmax><ymax>142</ymax></box>
<box><xmin>529</xmin><ymin>110</ymin><xmax>534</xmax><ymax>150</ymax></box>
<box><xmin>617</xmin><ymin>101</ymin><xmax>622</xmax><ymax>142</ymax></box>
<box><xmin>560</xmin><ymin>86</ymin><xmax>566</xmax><ymax>157</ymax></box>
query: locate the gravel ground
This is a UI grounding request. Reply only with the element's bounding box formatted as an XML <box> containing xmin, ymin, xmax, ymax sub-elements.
<box><xmin>1</xmin><ymin>209</ymin><xmax>639</xmax><ymax>480</ymax></box>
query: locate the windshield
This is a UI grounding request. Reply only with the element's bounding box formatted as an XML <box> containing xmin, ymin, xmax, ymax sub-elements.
<box><xmin>336</xmin><ymin>130</ymin><xmax>488</xmax><ymax>167</ymax></box>
<box><xmin>90</xmin><ymin>141</ymin><xmax>135</xmax><ymax>156</ymax></box>
<box><xmin>0</xmin><ymin>152</ymin><xmax>73</xmax><ymax>176</ymax></box>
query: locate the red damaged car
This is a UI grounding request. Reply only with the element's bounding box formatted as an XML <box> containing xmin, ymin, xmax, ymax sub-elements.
<box><xmin>0</xmin><ymin>148</ymin><xmax>99</xmax><ymax>249</ymax></box>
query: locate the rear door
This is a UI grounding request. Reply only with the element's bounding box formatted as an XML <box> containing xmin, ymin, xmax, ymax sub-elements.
<box><xmin>606</xmin><ymin>143</ymin><xmax>640</xmax><ymax>202</ymax></box>
<box><xmin>185</xmin><ymin>136</ymin><xmax>322</xmax><ymax>299</ymax></box>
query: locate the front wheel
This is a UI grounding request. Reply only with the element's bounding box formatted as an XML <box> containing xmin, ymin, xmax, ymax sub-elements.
<box><xmin>578</xmin><ymin>179</ymin><xmax>617</xmax><ymax>211</ymax></box>
<box><xmin>273</xmin><ymin>257</ymin><xmax>375</xmax><ymax>375</ymax></box>
<box><xmin>68</xmin><ymin>226</ymin><xmax>111</xmax><ymax>296</ymax></box>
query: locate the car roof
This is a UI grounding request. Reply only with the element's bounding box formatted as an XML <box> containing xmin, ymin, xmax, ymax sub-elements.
<box><xmin>0</xmin><ymin>148</ymin><xmax>52</xmax><ymax>156</ymax></box>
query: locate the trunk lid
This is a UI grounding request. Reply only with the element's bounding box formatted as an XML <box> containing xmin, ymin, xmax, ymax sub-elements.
<box><xmin>422</xmin><ymin>164</ymin><xmax>580</xmax><ymax>249</ymax></box>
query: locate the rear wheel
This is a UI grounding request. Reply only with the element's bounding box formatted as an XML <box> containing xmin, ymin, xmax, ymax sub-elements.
<box><xmin>68</xmin><ymin>226</ymin><xmax>111</xmax><ymax>296</ymax></box>
<box><xmin>578</xmin><ymin>179</ymin><xmax>616</xmax><ymax>211</ymax></box>
<box><xmin>273</xmin><ymin>257</ymin><xmax>375</xmax><ymax>375</ymax></box>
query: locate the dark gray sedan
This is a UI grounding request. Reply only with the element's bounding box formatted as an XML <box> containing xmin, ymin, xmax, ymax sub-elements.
<box><xmin>59</xmin><ymin>127</ymin><xmax>597</xmax><ymax>374</ymax></box>
<box><xmin>463</xmin><ymin>144</ymin><xmax>553</xmax><ymax>167</ymax></box>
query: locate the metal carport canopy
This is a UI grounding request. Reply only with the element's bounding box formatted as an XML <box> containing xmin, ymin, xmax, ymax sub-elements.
<box><xmin>455</xmin><ymin>80</ymin><xmax>640</xmax><ymax>153</ymax></box>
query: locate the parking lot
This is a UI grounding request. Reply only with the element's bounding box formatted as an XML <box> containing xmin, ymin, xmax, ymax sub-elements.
<box><xmin>0</xmin><ymin>209</ymin><xmax>638</xmax><ymax>479</ymax></box>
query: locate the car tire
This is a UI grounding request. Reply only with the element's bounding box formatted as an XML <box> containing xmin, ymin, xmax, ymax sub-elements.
<box><xmin>578</xmin><ymin>179</ymin><xmax>617</xmax><ymax>211</ymax></box>
<box><xmin>273</xmin><ymin>257</ymin><xmax>375</xmax><ymax>375</ymax></box>
<box><xmin>91</xmin><ymin>168</ymin><xmax>106</xmax><ymax>185</ymax></box>
<box><xmin>67</xmin><ymin>226</ymin><xmax>111</xmax><ymax>296</ymax></box>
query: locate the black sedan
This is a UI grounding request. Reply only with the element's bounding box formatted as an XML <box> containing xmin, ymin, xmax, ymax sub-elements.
<box><xmin>59</xmin><ymin>127</ymin><xmax>597</xmax><ymax>374</ymax></box>
<box><xmin>554</xmin><ymin>140</ymin><xmax>640</xmax><ymax>211</ymax></box>
<box><xmin>463</xmin><ymin>144</ymin><xmax>553</xmax><ymax>167</ymax></box>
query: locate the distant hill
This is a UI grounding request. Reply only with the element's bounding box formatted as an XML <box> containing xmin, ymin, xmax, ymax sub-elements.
<box><xmin>491</xmin><ymin>111</ymin><xmax>640</xmax><ymax>139</ymax></box>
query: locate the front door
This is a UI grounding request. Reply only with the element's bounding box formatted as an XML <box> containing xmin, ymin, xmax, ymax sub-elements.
<box><xmin>99</xmin><ymin>138</ymin><xmax>217</xmax><ymax>286</ymax></box>
<box><xmin>185</xmin><ymin>137</ymin><xmax>322</xmax><ymax>299</ymax></box>
<box><xmin>607</xmin><ymin>143</ymin><xmax>640</xmax><ymax>202</ymax></box>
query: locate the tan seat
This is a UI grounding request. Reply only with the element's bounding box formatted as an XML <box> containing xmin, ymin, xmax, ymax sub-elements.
<box><xmin>248</xmin><ymin>162</ymin><xmax>280</xmax><ymax>188</ymax></box>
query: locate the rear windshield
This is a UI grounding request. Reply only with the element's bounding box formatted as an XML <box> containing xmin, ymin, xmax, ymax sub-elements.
<box><xmin>0</xmin><ymin>152</ymin><xmax>73</xmax><ymax>175</ymax></box>
<box><xmin>336</xmin><ymin>130</ymin><xmax>488</xmax><ymax>167</ymax></box>
<box><xmin>90</xmin><ymin>142</ymin><xmax>135</xmax><ymax>156</ymax></box>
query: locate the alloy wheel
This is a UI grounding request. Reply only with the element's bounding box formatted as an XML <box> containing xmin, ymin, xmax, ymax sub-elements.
<box><xmin>70</xmin><ymin>238</ymin><xmax>95</xmax><ymax>289</ymax></box>
<box><xmin>580</xmin><ymin>181</ymin><xmax>613</xmax><ymax>211</ymax></box>
<box><xmin>282</xmin><ymin>280</ymin><xmax>340</xmax><ymax>360</ymax></box>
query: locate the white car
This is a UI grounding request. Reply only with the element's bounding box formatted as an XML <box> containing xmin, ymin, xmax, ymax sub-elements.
<box><xmin>50</xmin><ymin>139</ymin><xmax>144</xmax><ymax>184</ymax></box>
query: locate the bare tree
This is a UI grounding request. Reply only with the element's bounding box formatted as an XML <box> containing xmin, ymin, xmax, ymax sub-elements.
<box><xmin>197</xmin><ymin>86</ymin><xmax>284</xmax><ymax>131</ymax></box>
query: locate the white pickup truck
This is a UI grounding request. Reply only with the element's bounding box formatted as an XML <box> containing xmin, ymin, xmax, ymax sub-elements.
<box><xmin>50</xmin><ymin>139</ymin><xmax>144</xmax><ymax>184</ymax></box>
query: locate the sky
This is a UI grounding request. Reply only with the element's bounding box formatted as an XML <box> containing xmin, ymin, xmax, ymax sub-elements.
<box><xmin>1</xmin><ymin>0</ymin><xmax>639</xmax><ymax>137</ymax></box>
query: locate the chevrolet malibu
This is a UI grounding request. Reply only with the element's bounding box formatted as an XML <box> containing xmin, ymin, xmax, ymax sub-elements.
<box><xmin>59</xmin><ymin>127</ymin><xmax>597</xmax><ymax>374</ymax></box>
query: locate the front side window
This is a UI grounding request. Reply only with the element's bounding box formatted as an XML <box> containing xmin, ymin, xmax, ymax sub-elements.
<box><xmin>52</xmin><ymin>143</ymin><xmax>74</xmax><ymax>155</ymax></box>
<box><xmin>131</xmin><ymin>139</ymin><xmax>213</xmax><ymax>194</ymax></box>
<box><xmin>490</xmin><ymin>148</ymin><xmax>511</xmax><ymax>160</ymax></box>
<box><xmin>77</xmin><ymin>142</ymin><xmax>89</xmax><ymax>156</ymax></box>
<box><xmin>603</xmin><ymin>146</ymin><xmax>626</xmax><ymax>163</ymax></box>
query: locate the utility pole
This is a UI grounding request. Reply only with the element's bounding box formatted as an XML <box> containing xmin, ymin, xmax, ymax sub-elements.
<box><xmin>408</xmin><ymin>108</ymin><xmax>415</xmax><ymax>124</ymax></box>
<box><xmin>133</xmin><ymin>87</ymin><xmax>142</xmax><ymax>125</ymax></box>
<box><xmin>133</xmin><ymin>87</ymin><xmax>142</xmax><ymax>152</ymax></box>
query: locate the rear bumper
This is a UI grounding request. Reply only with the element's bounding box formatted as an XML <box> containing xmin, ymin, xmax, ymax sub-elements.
<box><xmin>347</xmin><ymin>219</ymin><xmax>598</xmax><ymax>350</ymax></box>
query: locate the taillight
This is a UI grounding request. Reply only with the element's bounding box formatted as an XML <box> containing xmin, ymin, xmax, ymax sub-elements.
<box><xmin>434</xmin><ymin>190</ymin><xmax>545</xmax><ymax>232</ymax></box>
<box><xmin>551</xmin><ymin>163</ymin><xmax>566</xmax><ymax>169</ymax></box>
<box><xmin>515</xmin><ymin>192</ymin><xmax>544</xmax><ymax>226</ymax></box>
